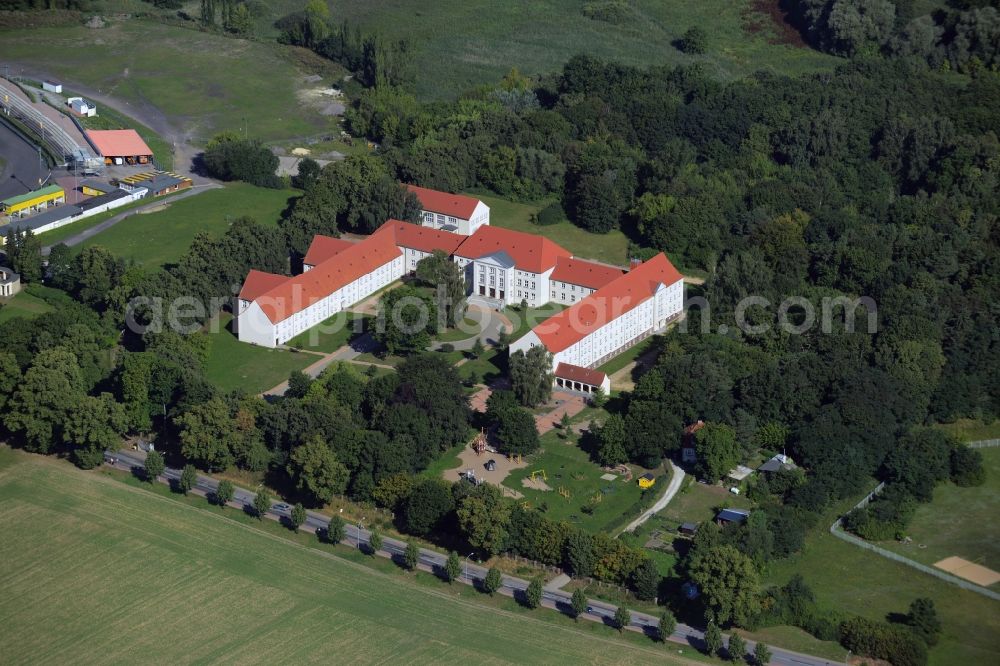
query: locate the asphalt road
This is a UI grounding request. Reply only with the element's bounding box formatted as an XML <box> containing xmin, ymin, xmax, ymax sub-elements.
<box><xmin>107</xmin><ymin>449</ymin><xmax>843</xmax><ymax>666</ymax></box>
<box><xmin>0</xmin><ymin>120</ymin><xmax>47</xmax><ymax>200</ymax></box>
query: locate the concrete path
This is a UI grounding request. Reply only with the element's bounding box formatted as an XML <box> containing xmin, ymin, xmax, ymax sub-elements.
<box><xmin>262</xmin><ymin>332</ymin><xmax>380</xmax><ymax>397</ymax></box>
<box><xmin>621</xmin><ymin>461</ymin><xmax>686</xmax><ymax>534</ymax></box>
<box><xmin>543</xmin><ymin>573</ymin><xmax>571</xmax><ymax>592</ymax></box>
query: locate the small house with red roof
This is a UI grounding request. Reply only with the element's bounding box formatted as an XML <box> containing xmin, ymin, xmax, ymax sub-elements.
<box><xmin>406</xmin><ymin>184</ymin><xmax>490</xmax><ymax>236</ymax></box>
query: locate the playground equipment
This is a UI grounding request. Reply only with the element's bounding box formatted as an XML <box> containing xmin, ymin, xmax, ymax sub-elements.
<box><xmin>507</xmin><ymin>453</ymin><xmax>523</xmax><ymax>464</ymax></box>
<box><xmin>472</xmin><ymin>429</ymin><xmax>487</xmax><ymax>455</ymax></box>
<box><xmin>558</xmin><ymin>486</ymin><xmax>571</xmax><ymax>499</ymax></box>
<box><xmin>590</xmin><ymin>492</ymin><xmax>603</xmax><ymax>504</ymax></box>
<box><xmin>530</xmin><ymin>469</ymin><xmax>548</xmax><ymax>482</ymax></box>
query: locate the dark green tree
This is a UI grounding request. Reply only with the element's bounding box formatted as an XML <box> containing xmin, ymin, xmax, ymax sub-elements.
<box><xmin>368</xmin><ymin>527</ymin><xmax>383</xmax><ymax>554</ymax></box>
<box><xmin>179</xmin><ymin>464</ymin><xmax>197</xmax><ymax>494</ymax></box>
<box><xmin>497</xmin><ymin>406</ymin><xmax>540</xmax><ymax>456</ymax></box>
<box><xmin>614</xmin><ymin>605</ymin><xmax>631</xmax><ymax>633</ymax></box>
<box><xmin>679</xmin><ymin>26</ymin><xmax>708</xmax><ymax>54</ymax></box>
<box><xmin>727</xmin><ymin>633</ymin><xmax>746</xmax><ymax>662</ymax></box>
<box><xmin>403</xmin><ymin>541</ymin><xmax>420</xmax><ymax>570</ymax></box>
<box><xmin>444</xmin><ymin>551</ymin><xmax>462</xmax><ymax>583</ymax></box>
<box><xmin>630</xmin><ymin>558</ymin><xmax>660</xmax><ymax>601</ymax></box>
<box><xmin>570</xmin><ymin>588</ymin><xmax>588</xmax><ymax>620</ymax></box>
<box><xmin>524</xmin><ymin>577</ymin><xmax>542</xmax><ymax>608</ymax></box>
<box><xmin>484</xmin><ymin>566</ymin><xmax>503</xmax><ymax>595</ymax></box>
<box><xmin>415</xmin><ymin>250</ymin><xmax>468</xmax><ymax>328</ymax></box>
<box><xmin>144</xmin><ymin>450</ymin><xmax>165</xmax><ymax>482</ymax></box>
<box><xmin>509</xmin><ymin>346</ymin><xmax>553</xmax><ymax>407</ymax></box>
<box><xmin>401</xmin><ymin>479</ymin><xmax>455</xmax><ymax>536</ymax></box>
<box><xmin>907</xmin><ymin>597</ymin><xmax>942</xmax><ymax>646</ymax></box>
<box><xmin>659</xmin><ymin>610</ymin><xmax>677</xmax><ymax>642</ymax></box>
<box><xmin>327</xmin><ymin>515</ymin><xmax>346</xmax><ymax>544</ymax></box>
<box><xmin>215</xmin><ymin>479</ymin><xmax>235</xmax><ymax>506</ymax></box>
<box><xmin>704</xmin><ymin>622</ymin><xmax>722</xmax><ymax>657</ymax></box>
<box><xmin>290</xmin><ymin>503</ymin><xmax>307</xmax><ymax>530</ymax></box>
<box><xmin>754</xmin><ymin>642</ymin><xmax>771</xmax><ymax>665</ymax></box>
<box><xmin>253</xmin><ymin>488</ymin><xmax>272</xmax><ymax>519</ymax></box>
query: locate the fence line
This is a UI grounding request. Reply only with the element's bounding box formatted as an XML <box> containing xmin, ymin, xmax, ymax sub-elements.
<box><xmin>830</xmin><ymin>482</ymin><xmax>1000</xmax><ymax>601</ymax></box>
<box><xmin>967</xmin><ymin>439</ymin><xmax>1000</xmax><ymax>449</ymax></box>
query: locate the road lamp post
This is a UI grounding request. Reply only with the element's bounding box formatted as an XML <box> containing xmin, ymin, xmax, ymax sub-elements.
<box><xmin>464</xmin><ymin>553</ymin><xmax>474</xmax><ymax>582</ymax></box>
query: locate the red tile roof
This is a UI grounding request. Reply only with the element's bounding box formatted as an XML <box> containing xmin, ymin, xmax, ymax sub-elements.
<box><xmin>247</xmin><ymin>231</ymin><xmax>401</xmax><ymax>324</ymax></box>
<box><xmin>454</xmin><ymin>225</ymin><xmax>570</xmax><ymax>274</ymax></box>
<box><xmin>550</xmin><ymin>257</ymin><xmax>626</xmax><ymax>290</ymax></box>
<box><xmin>532</xmin><ymin>253</ymin><xmax>683</xmax><ymax>353</ymax></box>
<box><xmin>86</xmin><ymin>129</ymin><xmax>153</xmax><ymax>157</ymax></box>
<box><xmin>406</xmin><ymin>184</ymin><xmax>481</xmax><ymax>220</ymax></box>
<box><xmin>375</xmin><ymin>219</ymin><xmax>467</xmax><ymax>255</ymax></box>
<box><xmin>555</xmin><ymin>363</ymin><xmax>608</xmax><ymax>387</ymax></box>
<box><xmin>238</xmin><ymin>270</ymin><xmax>288</xmax><ymax>302</ymax></box>
<box><xmin>303</xmin><ymin>235</ymin><xmax>354</xmax><ymax>266</ymax></box>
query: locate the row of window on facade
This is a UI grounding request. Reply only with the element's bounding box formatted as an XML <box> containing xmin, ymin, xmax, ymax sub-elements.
<box><xmin>424</xmin><ymin>212</ymin><xmax>459</xmax><ymax>225</ymax></box>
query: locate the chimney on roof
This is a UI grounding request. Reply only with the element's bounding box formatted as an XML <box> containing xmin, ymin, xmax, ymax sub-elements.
<box><xmin>629</xmin><ymin>257</ymin><xmax>642</xmax><ymax>271</ymax></box>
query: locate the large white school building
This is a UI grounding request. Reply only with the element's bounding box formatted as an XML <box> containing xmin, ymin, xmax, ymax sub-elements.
<box><xmin>236</xmin><ymin>185</ymin><xmax>684</xmax><ymax>391</ymax></box>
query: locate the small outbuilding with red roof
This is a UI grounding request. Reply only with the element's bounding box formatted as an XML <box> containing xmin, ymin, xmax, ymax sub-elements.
<box><xmin>86</xmin><ymin>129</ymin><xmax>153</xmax><ymax>165</ymax></box>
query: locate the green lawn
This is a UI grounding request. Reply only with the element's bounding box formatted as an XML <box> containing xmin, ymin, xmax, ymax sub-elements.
<box><xmin>287</xmin><ymin>312</ymin><xmax>371</xmax><ymax>354</ymax></box>
<box><xmin>658</xmin><ymin>477</ymin><xmax>753</xmax><ymax>528</ymax></box>
<box><xmin>879</xmin><ymin>447</ymin><xmax>1000</xmax><ymax>570</ymax></box>
<box><xmin>78</xmin><ymin>183</ymin><xmax>299</xmax><ymax>267</ymax></box>
<box><xmin>39</xmin><ymin>188</ymin><xmax>192</xmax><ymax>247</ymax></box>
<box><xmin>336</xmin><ymin>0</ymin><xmax>839</xmax><ymax>100</ymax></box>
<box><xmin>502</xmin><ymin>429</ymin><xmax>649</xmax><ymax>533</ymax></box>
<box><xmin>0</xmin><ymin>288</ymin><xmax>54</xmax><ymax>322</ymax></box>
<box><xmin>934</xmin><ymin>418</ymin><xmax>1000</xmax><ymax>442</ymax></box>
<box><xmin>476</xmin><ymin>193</ymin><xmax>631</xmax><ymax>267</ymax></box>
<box><xmin>597</xmin><ymin>335</ymin><xmax>659</xmax><ymax>376</ymax></box>
<box><xmin>0</xmin><ymin>448</ymin><xmax>693</xmax><ymax>664</ymax></box>
<box><xmin>0</xmin><ymin>19</ymin><xmax>338</xmax><ymax>143</ymax></box>
<box><xmin>202</xmin><ymin>315</ymin><xmax>313</xmax><ymax>393</ymax></box>
<box><xmin>457</xmin><ymin>349</ymin><xmax>506</xmax><ymax>385</ymax></box>
<box><xmin>766</xmin><ymin>495</ymin><xmax>1000</xmax><ymax>666</ymax></box>
<box><xmin>504</xmin><ymin>302</ymin><xmax>566</xmax><ymax>342</ymax></box>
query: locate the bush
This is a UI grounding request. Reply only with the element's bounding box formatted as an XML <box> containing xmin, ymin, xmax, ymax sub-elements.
<box><xmin>839</xmin><ymin>616</ymin><xmax>928</xmax><ymax>666</ymax></box>
<box><xmin>438</xmin><ymin>343</ymin><xmax>455</xmax><ymax>353</ymax></box>
<box><xmin>581</xmin><ymin>0</ymin><xmax>633</xmax><ymax>24</ymax></box>
<box><xmin>532</xmin><ymin>201</ymin><xmax>567</xmax><ymax>226</ymax></box>
<box><xmin>679</xmin><ymin>26</ymin><xmax>708</xmax><ymax>54</ymax></box>
<box><xmin>950</xmin><ymin>445</ymin><xmax>985</xmax><ymax>486</ymax></box>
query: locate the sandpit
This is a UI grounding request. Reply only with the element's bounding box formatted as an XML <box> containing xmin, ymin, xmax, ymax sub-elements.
<box><xmin>934</xmin><ymin>556</ymin><xmax>1000</xmax><ymax>586</ymax></box>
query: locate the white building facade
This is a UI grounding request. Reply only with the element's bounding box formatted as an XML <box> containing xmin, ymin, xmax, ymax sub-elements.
<box><xmin>510</xmin><ymin>253</ymin><xmax>684</xmax><ymax>372</ymax></box>
<box><xmin>406</xmin><ymin>184</ymin><xmax>490</xmax><ymax>236</ymax></box>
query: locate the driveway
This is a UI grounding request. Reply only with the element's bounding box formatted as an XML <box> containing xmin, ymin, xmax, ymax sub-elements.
<box><xmin>621</xmin><ymin>461</ymin><xmax>686</xmax><ymax>533</ymax></box>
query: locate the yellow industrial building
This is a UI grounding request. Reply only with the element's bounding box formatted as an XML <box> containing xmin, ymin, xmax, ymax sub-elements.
<box><xmin>1</xmin><ymin>185</ymin><xmax>65</xmax><ymax>218</ymax></box>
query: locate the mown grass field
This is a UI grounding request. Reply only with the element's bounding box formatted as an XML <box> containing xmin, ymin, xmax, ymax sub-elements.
<box><xmin>77</xmin><ymin>183</ymin><xmax>299</xmax><ymax>267</ymax></box>
<box><xmin>880</xmin><ymin>447</ymin><xmax>1000</xmax><ymax>571</ymax></box>
<box><xmin>503</xmin><ymin>429</ymin><xmax>648</xmax><ymax>533</ymax></box>
<box><xmin>935</xmin><ymin>418</ymin><xmax>1000</xmax><ymax>442</ymax></box>
<box><xmin>336</xmin><ymin>0</ymin><xmax>840</xmax><ymax>100</ymax></box>
<box><xmin>0</xmin><ymin>448</ymin><xmax>691</xmax><ymax>664</ymax></box>
<box><xmin>658</xmin><ymin>477</ymin><xmax>753</xmax><ymax>527</ymax></box>
<box><xmin>765</xmin><ymin>495</ymin><xmax>1000</xmax><ymax>666</ymax></box>
<box><xmin>202</xmin><ymin>314</ymin><xmax>313</xmax><ymax>394</ymax></box>
<box><xmin>476</xmin><ymin>193</ymin><xmax>631</xmax><ymax>267</ymax></box>
<box><xmin>0</xmin><ymin>19</ymin><xmax>336</xmax><ymax>142</ymax></box>
<box><xmin>0</xmin><ymin>290</ymin><xmax>51</xmax><ymax>322</ymax></box>
<box><xmin>287</xmin><ymin>312</ymin><xmax>371</xmax><ymax>354</ymax></box>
